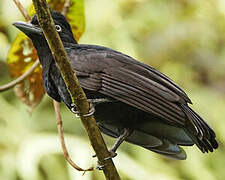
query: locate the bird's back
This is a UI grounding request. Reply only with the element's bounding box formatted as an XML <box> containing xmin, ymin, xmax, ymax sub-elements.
<box><xmin>63</xmin><ymin>44</ymin><xmax>218</xmax><ymax>159</ymax></box>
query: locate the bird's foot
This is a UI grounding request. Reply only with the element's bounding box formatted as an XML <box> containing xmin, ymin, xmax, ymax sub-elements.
<box><xmin>71</xmin><ymin>98</ymin><xmax>115</xmax><ymax>118</ymax></box>
<box><xmin>96</xmin><ymin>160</ymin><xmax>105</xmax><ymax>170</ymax></box>
<box><xmin>94</xmin><ymin>151</ymin><xmax>117</xmax><ymax>170</ymax></box>
<box><xmin>93</xmin><ymin>128</ymin><xmax>132</xmax><ymax>161</ymax></box>
<box><xmin>71</xmin><ymin>102</ymin><xmax>95</xmax><ymax>118</ymax></box>
<box><xmin>104</xmin><ymin>150</ymin><xmax>117</xmax><ymax>161</ymax></box>
<box><xmin>92</xmin><ymin>150</ymin><xmax>117</xmax><ymax>159</ymax></box>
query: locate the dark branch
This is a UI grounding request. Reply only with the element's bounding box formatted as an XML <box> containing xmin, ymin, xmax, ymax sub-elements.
<box><xmin>31</xmin><ymin>0</ymin><xmax>121</xmax><ymax>179</ymax></box>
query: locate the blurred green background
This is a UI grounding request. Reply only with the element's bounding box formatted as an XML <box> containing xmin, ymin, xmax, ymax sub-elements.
<box><xmin>0</xmin><ymin>0</ymin><xmax>225</xmax><ymax>179</ymax></box>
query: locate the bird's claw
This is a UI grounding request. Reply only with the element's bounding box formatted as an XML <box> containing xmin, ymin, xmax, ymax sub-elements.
<box><xmin>71</xmin><ymin>103</ymin><xmax>95</xmax><ymax>117</ymax></box>
<box><xmin>104</xmin><ymin>151</ymin><xmax>117</xmax><ymax>161</ymax></box>
<box><xmin>93</xmin><ymin>150</ymin><xmax>117</xmax><ymax>170</ymax></box>
<box><xmin>96</xmin><ymin>153</ymin><xmax>116</xmax><ymax>170</ymax></box>
<box><xmin>96</xmin><ymin>160</ymin><xmax>105</xmax><ymax>170</ymax></box>
<box><xmin>92</xmin><ymin>150</ymin><xmax>117</xmax><ymax>161</ymax></box>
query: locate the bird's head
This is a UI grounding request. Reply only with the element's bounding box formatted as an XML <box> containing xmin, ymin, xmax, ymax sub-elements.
<box><xmin>13</xmin><ymin>11</ymin><xmax>77</xmax><ymax>48</ymax></box>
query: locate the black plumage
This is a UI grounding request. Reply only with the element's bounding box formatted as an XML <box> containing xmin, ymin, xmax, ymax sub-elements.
<box><xmin>13</xmin><ymin>11</ymin><xmax>218</xmax><ymax>160</ymax></box>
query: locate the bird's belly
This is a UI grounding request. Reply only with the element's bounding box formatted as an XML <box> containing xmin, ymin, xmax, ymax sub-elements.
<box><xmin>94</xmin><ymin>101</ymin><xmax>161</xmax><ymax>127</ymax></box>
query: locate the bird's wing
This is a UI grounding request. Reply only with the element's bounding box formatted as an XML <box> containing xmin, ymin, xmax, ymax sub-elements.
<box><xmin>66</xmin><ymin>44</ymin><xmax>218</xmax><ymax>152</ymax></box>
<box><xmin>67</xmin><ymin>45</ymin><xmax>189</xmax><ymax>125</ymax></box>
<box><xmin>100</xmin><ymin>66</ymin><xmax>187</xmax><ymax>125</ymax></box>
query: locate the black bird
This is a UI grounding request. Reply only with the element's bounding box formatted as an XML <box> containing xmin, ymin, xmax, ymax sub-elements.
<box><xmin>13</xmin><ymin>11</ymin><xmax>218</xmax><ymax>160</ymax></box>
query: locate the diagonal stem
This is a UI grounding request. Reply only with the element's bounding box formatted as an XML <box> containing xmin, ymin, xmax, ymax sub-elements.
<box><xmin>13</xmin><ymin>0</ymin><xmax>31</xmax><ymax>21</ymax></box>
<box><xmin>31</xmin><ymin>0</ymin><xmax>121</xmax><ymax>179</ymax></box>
<box><xmin>0</xmin><ymin>0</ymin><xmax>35</xmax><ymax>93</ymax></box>
<box><xmin>0</xmin><ymin>60</ymin><xmax>39</xmax><ymax>92</ymax></box>
<box><xmin>53</xmin><ymin>100</ymin><xmax>93</xmax><ymax>172</ymax></box>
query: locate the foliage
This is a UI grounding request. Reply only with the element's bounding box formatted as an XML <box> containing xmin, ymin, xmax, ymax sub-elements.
<box><xmin>0</xmin><ymin>0</ymin><xmax>224</xmax><ymax>179</ymax></box>
<box><xmin>6</xmin><ymin>0</ymin><xmax>85</xmax><ymax>111</ymax></box>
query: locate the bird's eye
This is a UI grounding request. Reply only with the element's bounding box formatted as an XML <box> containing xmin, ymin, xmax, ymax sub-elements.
<box><xmin>55</xmin><ymin>25</ymin><xmax>62</xmax><ymax>32</ymax></box>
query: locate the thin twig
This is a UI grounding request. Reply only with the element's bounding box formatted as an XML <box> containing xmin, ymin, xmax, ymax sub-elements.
<box><xmin>0</xmin><ymin>60</ymin><xmax>39</xmax><ymax>92</ymax></box>
<box><xmin>0</xmin><ymin>0</ymin><xmax>36</xmax><ymax>92</ymax></box>
<box><xmin>62</xmin><ymin>0</ymin><xmax>71</xmax><ymax>16</ymax></box>
<box><xmin>53</xmin><ymin>100</ymin><xmax>94</xmax><ymax>172</ymax></box>
<box><xmin>13</xmin><ymin>0</ymin><xmax>31</xmax><ymax>21</ymax></box>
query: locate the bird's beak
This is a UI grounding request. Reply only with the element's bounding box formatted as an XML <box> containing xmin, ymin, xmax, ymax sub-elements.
<box><xmin>13</xmin><ymin>21</ymin><xmax>42</xmax><ymax>36</ymax></box>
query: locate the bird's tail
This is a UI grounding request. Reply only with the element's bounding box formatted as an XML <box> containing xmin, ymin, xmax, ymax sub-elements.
<box><xmin>98</xmin><ymin>121</ymin><xmax>191</xmax><ymax>160</ymax></box>
<box><xmin>181</xmin><ymin>104</ymin><xmax>218</xmax><ymax>153</ymax></box>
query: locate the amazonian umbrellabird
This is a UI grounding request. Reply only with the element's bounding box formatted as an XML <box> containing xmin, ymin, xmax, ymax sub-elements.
<box><xmin>13</xmin><ymin>11</ymin><xmax>218</xmax><ymax>160</ymax></box>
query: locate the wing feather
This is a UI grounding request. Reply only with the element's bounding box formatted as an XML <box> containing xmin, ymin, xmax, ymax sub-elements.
<box><xmin>101</xmin><ymin>75</ymin><xmax>185</xmax><ymax>124</ymax></box>
<box><xmin>105</xmin><ymin>66</ymin><xmax>182</xmax><ymax>102</ymax></box>
<box><xmin>67</xmin><ymin>45</ymin><xmax>217</xmax><ymax>153</ymax></box>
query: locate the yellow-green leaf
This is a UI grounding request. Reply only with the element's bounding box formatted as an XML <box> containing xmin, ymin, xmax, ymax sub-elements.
<box><xmin>29</xmin><ymin>0</ymin><xmax>85</xmax><ymax>41</ymax></box>
<box><xmin>66</xmin><ymin>0</ymin><xmax>85</xmax><ymax>41</ymax></box>
<box><xmin>7</xmin><ymin>32</ymin><xmax>44</xmax><ymax>111</ymax></box>
<box><xmin>7</xmin><ymin>0</ymin><xmax>85</xmax><ymax>110</ymax></box>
